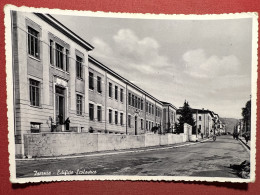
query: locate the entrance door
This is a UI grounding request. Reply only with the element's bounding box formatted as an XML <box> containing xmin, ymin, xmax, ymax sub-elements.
<box><xmin>135</xmin><ymin>116</ymin><xmax>138</xmax><ymax>135</ymax></box>
<box><xmin>55</xmin><ymin>86</ymin><xmax>65</xmax><ymax>124</ymax></box>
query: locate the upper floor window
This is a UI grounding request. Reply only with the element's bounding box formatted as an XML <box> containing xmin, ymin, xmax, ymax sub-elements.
<box><xmin>55</xmin><ymin>43</ymin><xmax>64</xmax><ymax>70</ymax></box>
<box><xmin>29</xmin><ymin>79</ymin><xmax>40</xmax><ymax>107</ymax></box>
<box><xmin>115</xmin><ymin>86</ymin><xmax>118</xmax><ymax>100</ymax></box>
<box><xmin>141</xmin><ymin>99</ymin><xmax>144</xmax><ymax>110</ymax></box>
<box><xmin>128</xmin><ymin>93</ymin><xmax>131</xmax><ymax>105</ymax></box>
<box><xmin>152</xmin><ymin>105</ymin><xmax>154</xmax><ymax>115</ymax></box>
<box><xmin>28</xmin><ymin>26</ymin><xmax>40</xmax><ymax>59</ymax></box>
<box><xmin>97</xmin><ymin>76</ymin><xmax>102</xmax><ymax>93</ymax></box>
<box><xmin>76</xmin><ymin>94</ymin><xmax>83</xmax><ymax>115</ymax></box>
<box><xmin>76</xmin><ymin>56</ymin><xmax>83</xmax><ymax>79</ymax></box>
<box><xmin>50</xmin><ymin>40</ymin><xmax>54</xmax><ymax>65</ymax></box>
<box><xmin>65</xmin><ymin>49</ymin><xmax>69</xmax><ymax>72</ymax></box>
<box><xmin>89</xmin><ymin>103</ymin><xmax>94</xmax><ymax>120</ymax></box>
<box><xmin>89</xmin><ymin>72</ymin><xmax>94</xmax><ymax>90</ymax></box>
<box><xmin>199</xmin><ymin>116</ymin><xmax>202</xmax><ymax>121</ymax></box>
<box><xmin>120</xmin><ymin>89</ymin><xmax>123</xmax><ymax>102</ymax></box>
<box><xmin>132</xmin><ymin>94</ymin><xmax>135</xmax><ymax>107</ymax></box>
<box><xmin>109</xmin><ymin>82</ymin><xmax>112</xmax><ymax>98</ymax></box>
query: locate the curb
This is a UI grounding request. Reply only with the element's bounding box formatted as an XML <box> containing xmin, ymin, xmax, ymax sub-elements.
<box><xmin>16</xmin><ymin>139</ymin><xmax>210</xmax><ymax>161</ymax></box>
<box><xmin>238</xmin><ymin>138</ymin><xmax>250</xmax><ymax>152</ymax></box>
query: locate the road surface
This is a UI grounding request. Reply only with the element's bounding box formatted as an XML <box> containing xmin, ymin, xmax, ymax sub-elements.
<box><xmin>16</xmin><ymin>135</ymin><xmax>250</xmax><ymax>178</ymax></box>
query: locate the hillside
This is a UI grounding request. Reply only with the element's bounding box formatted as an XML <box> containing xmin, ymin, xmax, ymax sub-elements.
<box><xmin>220</xmin><ymin>118</ymin><xmax>239</xmax><ymax>133</ymax></box>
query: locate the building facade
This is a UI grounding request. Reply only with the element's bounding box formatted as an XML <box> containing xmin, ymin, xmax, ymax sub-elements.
<box><xmin>11</xmin><ymin>11</ymin><xmax>174</xmax><ymax>157</ymax></box>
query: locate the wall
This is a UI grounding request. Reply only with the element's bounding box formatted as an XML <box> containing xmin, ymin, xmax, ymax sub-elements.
<box><xmin>24</xmin><ymin>132</ymin><xmax>186</xmax><ymax>157</ymax></box>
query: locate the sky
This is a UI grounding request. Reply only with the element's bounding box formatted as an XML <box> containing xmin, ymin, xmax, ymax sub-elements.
<box><xmin>53</xmin><ymin>14</ymin><xmax>253</xmax><ymax>119</ymax></box>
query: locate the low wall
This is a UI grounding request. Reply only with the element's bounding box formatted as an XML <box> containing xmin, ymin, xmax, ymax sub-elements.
<box><xmin>24</xmin><ymin>133</ymin><xmax>186</xmax><ymax>157</ymax></box>
<box><xmin>24</xmin><ymin>132</ymin><xmax>98</xmax><ymax>157</ymax></box>
<box><xmin>145</xmin><ymin>134</ymin><xmax>160</xmax><ymax>147</ymax></box>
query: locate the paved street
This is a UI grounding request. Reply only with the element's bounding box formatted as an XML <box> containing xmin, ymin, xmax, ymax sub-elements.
<box><xmin>16</xmin><ymin>135</ymin><xmax>249</xmax><ymax>178</ymax></box>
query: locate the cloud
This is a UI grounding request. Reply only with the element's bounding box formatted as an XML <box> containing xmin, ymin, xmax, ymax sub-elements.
<box><xmin>182</xmin><ymin>49</ymin><xmax>240</xmax><ymax>78</ymax></box>
<box><xmin>92</xmin><ymin>29</ymin><xmax>173</xmax><ymax>75</ymax></box>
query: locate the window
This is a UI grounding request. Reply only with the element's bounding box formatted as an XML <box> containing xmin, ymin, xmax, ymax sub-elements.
<box><xmin>120</xmin><ymin>113</ymin><xmax>123</xmax><ymax>126</ymax></box>
<box><xmin>141</xmin><ymin>99</ymin><xmax>143</xmax><ymax>110</ymax></box>
<box><xmin>97</xmin><ymin>76</ymin><xmax>102</xmax><ymax>93</ymax></box>
<box><xmin>146</xmin><ymin>102</ymin><xmax>148</xmax><ymax>112</ymax></box>
<box><xmin>152</xmin><ymin>105</ymin><xmax>154</xmax><ymax>115</ymax></box>
<box><xmin>109</xmin><ymin>82</ymin><xmax>112</xmax><ymax>98</ymax></box>
<box><xmin>76</xmin><ymin>56</ymin><xmax>83</xmax><ymax>79</ymax></box>
<box><xmin>65</xmin><ymin>49</ymin><xmax>69</xmax><ymax>72</ymax></box>
<box><xmin>89</xmin><ymin>103</ymin><xmax>94</xmax><ymax>120</ymax></box>
<box><xmin>141</xmin><ymin>119</ymin><xmax>143</xmax><ymax>130</ymax></box>
<box><xmin>135</xmin><ymin>96</ymin><xmax>138</xmax><ymax>108</ymax></box>
<box><xmin>128</xmin><ymin>115</ymin><xmax>131</xmax><ymax>127</ymax></box>
<box><xmin>28</xmin><ymin>26</ymin><xmax>40</xmax><ymax>58</ymax></box>
<box><xmin>138</xmin><ymin>98</ymin><xmax>140</xmax><ymax>109</ymax></box>
<box><xmin>29</xmin><ymin>79</ymin><xmax>40</xmax><ymax>107</ymax></box>
<box><xmin>89</xmin><ymin>72</ymin><xmax>94</xmax><ymax>90</ymax></box>
<box><xmin>109</xmin><ymin>109</ymin><xmax>112</xmax><ymax>123</ymax></box>
<box><xmin>50</xmin><ymin>40</ymin><xmax>53</xmax><ymax>65</ymax></box>
<box><xmin>132</xmin><ymin>94</ymin><xmax>135</xmax><ymax>107</ymax></box>
<box><xmin>97</xmin><ymin>106</ymin><xmax>102</xmax><ymax>122</ymax></box>
<box><xmin>128</xmin><ymin>93</ymin><xmax>131</xmax><ymax>105</ymax></box>
<box><xmin>149</xmin><ymin>121</ymin><xmax>151</xmax><ymax>130</ymax></box>
<box><xmin>156</xmin><ymin>107</ymin><xmax>158</xmax><ymax>116</ymax></box>
<box><xmin>148</xmin><ymin>104</ymin><xmax>151</xmax><ymax>114</ymax></box>
<box><xmin>76</xmin><ymin>95</ymin><xmax>83</xmax><ymax>115</ymax></box>
<box><xmin>115</xmin><ymin>86</ymin><xmax>118</xmax><ymax>100</ymax></box>
<box><xmin>199</xmin><ymin>116</ymin><xmax>202</xmax><ymax>121</ymax></box>
<box><xmin>146</xmin><ymin>121</ymin><xmax>148</xmax><ymax>130</ymax></box>
<box><xmin>152</xmin><ymin>122</ymin><xmax>153</xmax><ymax>128</ymax></box>
<box><xmin>115</xmin><ymin>111</ymin><xmax>118</xmax><ymax>124</ymax></box>
<box><xmin>30</xmin><ymin>122</ymin><xmax>41</xmax><ymax>133</ymax></box>
<box><xmin>120</xmin><ymin>89</ymin><xmax>123</xmax><ymax>102</ymax></box>
<box><xmin>55</xmin><ymin>43</ymin><xmax>64</xmax><ymax>70</ymax></box>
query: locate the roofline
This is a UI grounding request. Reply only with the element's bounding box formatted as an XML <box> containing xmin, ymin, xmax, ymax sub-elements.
<box><xmin>34</xmin><ymin>13</ymin><xmax>94</xmax><ymax>51</ymax></box>
<box><xmin>160</xmin><ymin>101</ymin><xmax>177</xmax><ymax>110</ymax></box>
<box><xmin>89</xmin><ymin>56</ymin><xmax>163</xmax><ymax>105</ymax></box>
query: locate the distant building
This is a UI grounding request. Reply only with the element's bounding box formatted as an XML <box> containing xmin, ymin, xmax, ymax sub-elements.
<box><xmin>176</xmin><ymin>108</ymin><xmax>215</xmax><ymax>137</ymax></box>
<box><xmin>161</xmin><ymin>102</ymin><xmax>177</xmax><ymax>133</ymax></box>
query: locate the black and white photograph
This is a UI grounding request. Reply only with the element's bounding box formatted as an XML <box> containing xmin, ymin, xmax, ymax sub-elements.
<box><xmin>5</xmin><ymin>5</ymin><xmax>257</xmax><ymax>183</ymax></box>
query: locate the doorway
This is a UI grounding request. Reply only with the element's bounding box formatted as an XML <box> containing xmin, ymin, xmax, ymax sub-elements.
<box><xmin>55</xmin><ymin>86</ymin><xmax>65</xmax><ymax>124</ymax></box>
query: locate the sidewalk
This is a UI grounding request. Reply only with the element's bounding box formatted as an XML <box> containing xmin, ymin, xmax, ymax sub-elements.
<box><xmin>17</xmin><ymin>138</ymin><xmax>210</xmax><ymax>161</ymax></box>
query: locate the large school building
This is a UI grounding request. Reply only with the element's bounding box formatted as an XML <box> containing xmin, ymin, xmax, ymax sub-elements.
<box><xmin>11</xmin><ymin>11</ymin><xmax>178</xmax><ymax>156</ymax></box>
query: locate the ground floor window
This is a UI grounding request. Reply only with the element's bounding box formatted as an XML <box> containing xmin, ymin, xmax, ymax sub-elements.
<box><xmin>128</xmin><ymin>115</ymin><xmax>131</xmax><ymax>127</ymax></box>
<box><xmin>29</xmin><ymin>79</ymin><xmax>40</xmax><ymax>107</ymax></box>
<box><xmin>97</xmin><ymin>106</ymin><xmax>102</xmax><ymax>122</ymax></box>
<box><xmin>120</xmin><ymin>113</ymin><xmax>123</xmax><ymax>126</ymax></box>
<box><xmin>89</xmin><ymin>103</ymin><xmax>94</xmax><ymax>120</ymax></box>
<box><xmin>76</xmin><ymin>95</ymin><xmax>83</xmax><ymax>115</ymax></box>
<box><xmin>109</xmin><ymin>109</ymin><xmax>112</xmax><ymax>123</ymax></box>
<box><xmin>115</xmin><ymin>111</ymin><xmax>118</xmax><ymax>124</ymax></box>
<box><xmin>30</xmin><ymin>122</ymin><xmax>41</xmax><ymax>133</ymax></box>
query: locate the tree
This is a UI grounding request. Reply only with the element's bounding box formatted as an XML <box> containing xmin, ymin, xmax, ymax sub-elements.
<box><xmin>242</xmin><ymin>99</ymin><xmax>251</xmax><ymax>133</ymax></box>
<box><xmin>176</xmin><ymin>100</ymin><xmax>196</xmax><ymax>134</ymax></box>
